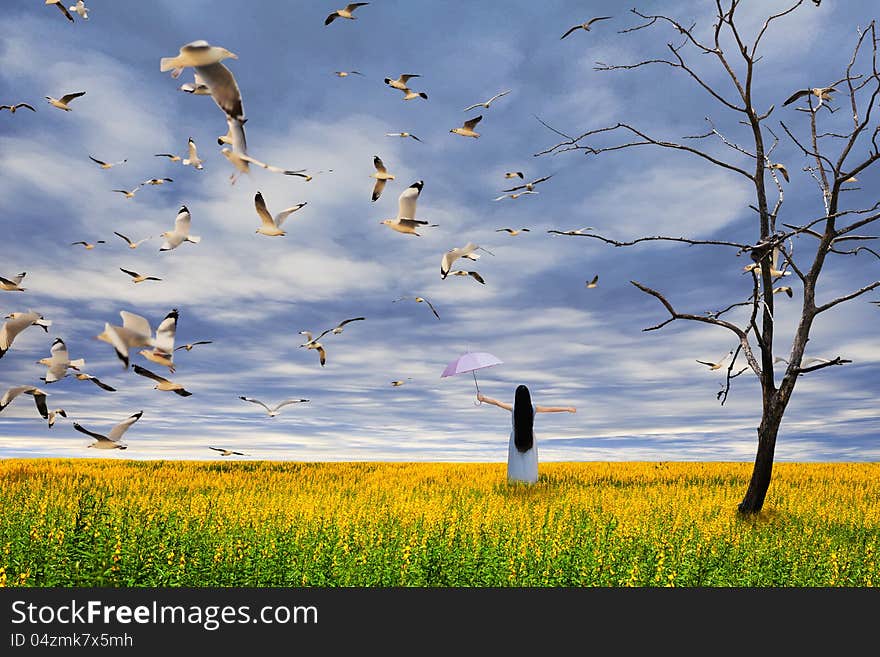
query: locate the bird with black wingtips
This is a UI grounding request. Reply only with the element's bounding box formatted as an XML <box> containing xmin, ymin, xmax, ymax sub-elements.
<box><xmin>335</xmin><ymin>70</ymin><xmax>364</xmax><ymax>77</ymax></box>
<box><xmin>696</xmin><ymin>350</ymin><xmax>734</xmax><ymax>371</ymax></box>
<box><xmin>114</xmin><ymin>232</ymin><xmax>152</xmax><ymax>249</ymax></box>
<box><xmin>441</xmin><ymin>243</ymin><xmax>482</xmax><ymax>279</ymax></box>
<box><xmin>370</xmin><ymin>155</ymin><xmax>394</xmax><ymax>202</ymax></box>
<box><xmin>393</xmin><ymin>296</ymin><xmax>440</xmax><ymax>320</ymax></box>
<box><xmin>325</xmin><ymin>2</ymin><xmax>369</xmax><ymax>26</ymax></box>
<box><xmin>96</xmin><ymin>310</ymin><xmax>155</xmax><ymax>369</ymax></box>
<box><xmin>239</xmin><ymin>397</ymin><xmax>310</xmax><ymax>417</ymax></box>
<box><xmin>74</xmin><ymin>411</ymin><xmax>143</xmax><ymax>450</ymax></box>
<box><xmin>769</xmin><ymin>162</ymin><xmax>790</xmax><ymax>182</ymax></box>
<box><xmin>560</xmin><ymin>16</ymin><xmax>613</xmax><ymax>39</ymax></box>
<box><xmin>0</xmin><ymin>103</ymin><xmax>36</xmax><ymax>114</ymax></box>
<box><xmin>450</xmin><ymin>270</ymin><xmax>485</xmax><ymax>284</ymax></box>
<box><xmin>183</xmin><ymin>138</ymin><xmax>203</xmax><ymax>170</ymax></box>
<box><xmin>71</xmin><ymin>240</ymin><xmax>105</xmax><ymax>250</ymax></box>
<box><xmin>160</xmin><ymin>206</ymin><xmax>201</xmax><ymax>251</ymax></box>
<box><xmin>112</xmin><ymin>187</ymin><xmax>140</xmax><ymax>199</ymax></box>
<box><xmin>502</xmin><ymin>174</ymin><xmax>553</xmax><ymax>193</ymax></box>
<box><xmin>253</xmin><ymin>191</ymin><xmax>307</xmax><ymax>237</ymax></box>
<box><xmin>328</xmin><ymin>317</ymin><xmax>366</xmax><ymax>334</ymax></box>
<box><xmin>1</xmin><ymin>312</ymin><xmax>52</xmax><ymax>360</ymax></box>
<box><xmin>586</xmin><ymin>275</ymin><xmax>599</xmax><ymax>289</ymax></box>
<box><xmin>384</xmin><ymin>73</ymin><xmax>420</xmax><ymax>91</ymax></box>
<box><xmin>496</xmin><ymin>228</ymin><xmax>530</xmax><ymax>236</ymax></box>
<box><xmin>380</xmin><ymin>181</ymin><xmax>437</xmax><ymax>236</ymax></box>
<box><xmin>37</xmin><ymin>337</ymin><xmax>85</xmax><ymax>383</ymax></box>
<box><xmin>463</xmin><ymin>90</ymin><xmax>511</xmax><ymax>112</ymax></box>
<box><xmin>120</xmin><ymin>268</ymin><xmax>162</xmax><ymax>284</ymax></box>
<box><xmin>175</xmin><ymin>341</ymin><xmax>213</xmax><ymax>352</ymax></box>
<box><xmin>89</xmin><ymin>155</ymin><xmax>127</xmax><ymax>169</ymax></box>
<box><xmin>450</xmin><ymin>115</ymin><xmax>482</xmax><ymax>138</ymax></box>
<box><xmin>73</xmin><ymin>372</ymin><xmax>116</xmax><ymax>392</ymax></box>
<box><xmin>45</xmin><ymin>91</ymin><xmax>85</xmax><ymax>111</ymax></box>
<box><xmin>210</xmin><ymin>446</ymin><xmax>247</xmax><ymax>456</ymax></box>
<box><xmin>139</xmin><ymin>309</ymin><xmax>178</xmax><ymax>373</ymax></box>
<box><xmin>386</xmin><ymin>132</ymin><xmax>423</xmax><ymax>142</ymax></box>
<box><xmin>142</xmin><ymin>177</ymin><xmax>173</xmax><ymax>186</ymax></box>
<box><xmin>504</xmin><ymin>171</ymin><xmax>524</xmax><ymax>179</ymax></box>
<box><xmin>0</xmin><ymin>272</ymin><xmax>26</xmax><ymax>291</ymax></box>
<box><xmin>493</xmin><ymin>191</ymin><xmax>539</xmax><ymax>201</ymax></box>
<box><xmin>45</xmin><ymin>0</ymin><xmax>74</xmax><ymax>23</ymax></box>
<box><xmin>132</xmin><ymin>364</ymin><xmax>192</xmax><ymax>396</ymax></box>
<box><xmin>298</xmin><ymin>331</ymin><xmax>328</xmax><ymax>366</ymax></box>
<box><xmin>783</xmin><ymin>86</ymin><xmax>837</xmax><ymax>108</ymax></box>
<box><xmin>0</xmin><ymin>386</ymin><xmax>50</xmax><ymax>420</ymax></box>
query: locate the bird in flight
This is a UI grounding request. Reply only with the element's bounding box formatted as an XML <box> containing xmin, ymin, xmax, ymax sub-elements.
<box><xmin>71</xmin><ymin>240</ymin><xmax>105</xmax><ymax>250</ymax></box>
<box><xmin>370</xmin><ymin>155</ymin><xmax>395</xmax><ymax>202</ymax></box>
<box><xmin>209</xmin><ymin>446</ymin><xmax>247</xmax><ymax>456</ymax></box>
<box><xmin>133</xmin><ymin>364</ymin><xmax>192</xmax><ymax>397</ymax></box>
<box><xmin>69</xmin><ymin>1</ymin><xmax>89</xmax><ymax>20</ymax></box>
<box><xmin>179</xmin><ymin>72</ymin><xmax>211</xmax><ymax>95</ymax></box>
<box><xmin>381</xmin><ymin>181</ymin><xmax>437</xmax><ymax>236</ymax></box>
<box><xmin>494</xmin><ymin>191</ymin><xmax>539</xmax><ymax>201</ymax></box>
<box><xmin>45</xmin><ymin>0</ymin><xmax>74</xmax><ymax>22</ymax></box>
<box><xmin>175</xmin><ymin>341</ymin><xmax>213</xmax><ymax>352</ymax></box>
<box><xmin>328</xmin><ymin>317</ymin><xmax>366</xmax><ymax>335</ymax></box>
<box><xmin>160</xmin><ymin>206</ymin><xmax>201</xmax><ymax>251</ymax></box>
<box><xmin>391</xmin><ymin>379</ymin><xmax>413</xmax><ymax>387</ymax></box>
<box><xmin>298</xmin><ymin>331</ymin><xmax>328</xmax><ymax>366</ymax></box>
<box><xmin>560</xmin><ymin>16</ymin><xmax>613</xmax><ymax>39</ymax></box>
<box><xmin>0</xmin><ymin>272</ymin><xmax>26</xmax><ymax>292</ymax></box>
<box><xmin>696</xmin><ymin>351</ymin><xmax>734</xmax><ymax>371</ymax></box>
<box><xmin>548</xmin><ymin>227</ymin><xmax>595</xmax><ymax>236</ymax></box>
<box><xmin>450</xmin><ymin>115</ymin><xmax>482</xmax><ymax>138</ymax></box>
<box><xmin>160</xmin><ymin>40</ymin><xmax>238</xmax><ymax>79</ymax></box>
<box><xmin>73</xmin><ymin>372</ymin><xmax>116</xmax><ymax>392</ymax></box>
<box><xmin>504</xmin><ymin>171</ymin><xmax>524</xmax><ymax>179</ymax></box>
<box><xmin>45</xmin><ymin>91</ymin><xmax>85</xmax><ymax>111</ymax></box>
<box><xmin>142</xmin><ymin>177</ymin><xmax>173</xmax><ymax>186</ymax></box>
<box><xmin>239</xmin><ymin>397</ymin><xmax>310</xmax><ymax>417</ymax></box>
<box><xmin>783</xmin><ymin>86</ymin><xmax>837</xmax><ymax>108</ymax></box>
<box><xmin>386</xmin><ymin>132</ymin><xmax>423</xmax><ymax>142</ymax></box>
<box><xmin>37</xmin><ymin>337</ymin><xmax>85</xmax><ymax>384</ymax></box>
<box><xmin>0</xmin><ymin>103</ymin><xmax>36</xmax><ymax>114</ymax></box>
<box><xmin>335</xmin><ymin>70</ymin><xmax>364</xmax><ymax>77</ymax></box>
<box><xmin>0</xmin><ymin>385</ymin><xmax>51</xmax><ymax>422</ymax></box>
<box><xmin>463</xmin><ymin>90</ymin><xmax>511</xmax><ymax>112</ymax></box>
<box><xmin>253</xmin><ymin>191</ymin><xmax>307</xmax><ymax>237</ymax></box>
<box><xmin>96</xmin><ymin>310</ymin><xmax>156</xmax><ymax>370</ymax></box>
<box><xmin>393</xmin><ymin>296</ymin><xmax>440</xmax><ymax>320</ymax></box>
<box><xmin>120</xmin><ymin>268</ymin><xmax>162</xmax><ymax>284</ymax></box>
<box><xmin>114</xmin><ymin>232</ymin><xmax>152</xmax><ymax>249</ymax></box>
<box><xmin>450</xmin><ymin>270</ymin><xmax>486</xmax><ymax>285</ymax></box>
<box><xmin>1</xmin><ymin>312</ymin><xmax>51</xmax><ymax>360</ymax></box>
<box><xmin>769</xmin><ymin>163</ymin><xmax>790</xmax><ymax>182</ymax></box>
<box><xmin>384</xmin><ymin>73</ymin><xmax>420</xmax><ymax>91</ymax></box>
<box><xmin>773</xmin><ymin>286</ymin><xmax>794</xmax><ymax>298</ymax></box>
<box><xmin>325</xmin><ymin>2</ymin><xmax>369</xmax><ymax>25</ymax></box>
<box><xmin>89</xmin><ymin>155</ymin><xmax>127</xmax><ymax>169</ymax></box>
<box><xmin>502</xmin><ymin>174</ymin><xmax>553</xmax><ymax>193</ymax></box>
<box><xmin>112</xmin><ymin>187</ymin><xmax>140</xmax><ymax>199</ymax></box>
<box><xmin>441</xmin><ymin>243</ymin><xmax>483</xmax><ymax>279</ymax></box>
<box><xmin>586</xmin><ymin>275</ymin><xmax>599</xmax><ymax>289</ymax></box>
<box><xmin>74</xmin><ymin>411</ymin><xmax>143</xmax><ymax>450</ymax></box>
<box><xmin>496</xmin><ymin>228</ymin><xmax>530</xmax><ymax>236</ymax></box>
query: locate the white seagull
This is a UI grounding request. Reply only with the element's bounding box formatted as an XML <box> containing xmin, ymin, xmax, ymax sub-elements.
<box><xmin>239</xmin><ymin>396</ymin><xmax>310</xmax><ymax>417</ymax></box>
<box><xmin>325</xmin><ymin>2</ymin><xmax>369</xmax><ymax>25</ymax></box>
<box><xmin>254</xmin><ymin>191</ymin><xmax>307</xmax><ymax>237</ymax></box>
<box><xmin>112</xmin><ymin>186</ymin><xmax>140</xmax><ymax>199</ymax></box>
<box><xmin>74</xmin><ymin>411</ymin><xmax>143</xmax><ymax>450</ymax></box>
<box><xmin>221</xmin><ymin>147</ymin><xmax>310</xmax><ymax>185</ymax></box>
<box><xmin>120</xmin><ymin>268</ymin><xmax>162</xmax><ymax>284</ymax></box>
<box><xmin>132</xmin><ymin>364</ymin><xmax>192</xmax><ymax>397</ymax></box>
<box><xmin>73</xmin><ymin>372</ymin><xmax>116</xmax><ymax>392</ymax></box>
<box><xmin>380</xmin><ymin>181</ymin><xmax>437</xmax><ymax>236</ymax></box>
<box><xmin>1</xmin><ymin>311</ymin><xmax>51</xmax><ymax>360</ymax></box>
<box><xmin>139</xmin><ymin>309</ymin><xmax>179</xmax><ymax>372</ymax></box>
<box><xmin>45</xmin><ymin>91</ymin><xmax>85</xmax><ymax>111</ymax></box>
<box><xmin>560</xmin><ymin>16</ymin><xmax>613</xmax><ymax>39</ymax></box>
<box><xmin>502</xmin><ymin>174</ymin><xmax>553</xmax><ymax>193</ymax></box>
<box><xmin>0</xmin><ymin>385</ymin><xmax>50</xmax><ymax>421</ymax></box>
<box><xmin>384</xmin><ymin>74</ymin><xmax>420</xmax><ymax>91</ymax></box>
<box><xmin>210</xmin><ymin>446</ymin><xmax>247</xmax><ymax>456</ymax></box>
<box><xmin>393</xmin><ymin>296</ymin><xmax>440</xmax><ymax>320</ymax></box>
<box><xmin>160</xmin><ymin>40</ymin><xmax>238</xmax><ymax>80</ymax></box>
<box><xmin>463</xmin><ymin>90</ymin><xmax>511</xmax><ymax>112</ymax></box>
<box><xmin>45</xmin><ymin>0</ymin><xmax>74</xmax><ymax>23</ymax></box>
<box><xmin>385</xmin><ymin>132</ymin><xmax>423</xmax><ymax>142</ymax></box>
<box><xmin>0</xmin><ymin>272</ymin><xmax>26</xmax><ymax>292</ymax></box>
<box><xmin>450</xmin><ymin>115</ymin><xmax>482</xmax><ymax>138</ymax></box>
<box><xmin>370</xmin><ymin>155</ymin><xmax>395</xmax><ymax>202</ymax></box>
<box><xmin>696</xmin><ymin>350</ymin><xmax>734</xmax><ymax>371</ymax></box>
<box><xmin>96</xmin><ymin>310</ymin><xmax>156</xmax><ymax>369</ymax></box>
<box><xmin>298</xmin><ymin>331</ymin><xmax>328</xmax><ymax>366</ymax></box>
<box><xmin>89</xmin><ymin>155</ymin><xmax>127</xmax><ymax>169</ymax></box>
<box><xmin>440</xmin><ymin>243</ymin><xmax>483</xmax><ymax>279</ymax></box>
<box><xmin>69</xmin><ymin>0</ymin><xmax>88</xmax><ymax>19</ymax></box>
<box><xmin>113</xmin><ymin>232</ymin><xmax>152</xmax><ymax>249</ymax></box>
<box><xmin>182</xmin><ymin>138</ymin><xmax>204</xmax><ymax>170</ymax></box>
<box><xmin>160</xmin><ymin>206</ymin><xmax>201</xmax><ymax>251</ymax></box>
<box><xmin>37</xmin><ymin>337</ymin><xmax>85</xmax><ymax>383</ymax></box>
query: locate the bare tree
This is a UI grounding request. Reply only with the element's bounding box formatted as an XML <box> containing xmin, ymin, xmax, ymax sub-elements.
<box><xmin>537</xmin><ymin>1</ymin><xmax>880</xmax><ymax>513</ymax></box>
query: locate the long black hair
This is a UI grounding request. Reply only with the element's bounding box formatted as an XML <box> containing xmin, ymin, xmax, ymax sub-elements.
<box><xmin>512</xmin><ymin>384</ymin><xmax>534</xmax><ymax>453</ymax></box>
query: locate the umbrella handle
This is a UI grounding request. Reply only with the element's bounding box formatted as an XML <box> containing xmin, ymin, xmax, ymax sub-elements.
<box><xmin>473</xmin><ymin>371</ymin><xmax>482</xmax><ymax>406</ymax></box>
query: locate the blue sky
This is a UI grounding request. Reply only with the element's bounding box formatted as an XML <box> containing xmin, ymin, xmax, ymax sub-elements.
<box><xmin>0</xmin><ymin>0</ymin><xmax>878</xmax><ymax>462</ymax></box>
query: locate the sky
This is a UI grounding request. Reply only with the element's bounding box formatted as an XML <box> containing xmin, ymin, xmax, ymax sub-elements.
<box><xmin>0</xmin><ymin>0</ymin><xmax>878</xmax><ymax>462</ymax></box>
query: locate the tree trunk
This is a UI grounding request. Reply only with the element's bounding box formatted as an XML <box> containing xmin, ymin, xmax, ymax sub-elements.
<box><xmin>738</xmin><ymin>397</ymin><xmax>786</xmax><ymax>514</ymax></box>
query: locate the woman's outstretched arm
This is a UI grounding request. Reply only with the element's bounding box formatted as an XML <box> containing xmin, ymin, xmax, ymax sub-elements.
<box><xmin>535</xmin><ymin>405</ymin><xmax>576</xmax><ymax>413</ymax></box>
<box><xmin>477</xmin><ymin>394</ymin><xmax>513</xmax><ymax>411</ymax></box>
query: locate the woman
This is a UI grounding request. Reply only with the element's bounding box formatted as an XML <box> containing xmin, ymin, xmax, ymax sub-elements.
<box><xmin>477</xmin><ymin>385</ymin><xmax>576</xmax><ymax>484</ymax></box>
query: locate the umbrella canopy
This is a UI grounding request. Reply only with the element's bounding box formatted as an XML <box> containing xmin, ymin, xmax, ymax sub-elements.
<box><xmin>441</xmin><ymin>351</ymin><xmax>503</xmax><ymax>378</ymax></box>
<box><xmin>441</xmin><ymin>351</ymin><xmax>503</xmax><ymax>404</ymax></box>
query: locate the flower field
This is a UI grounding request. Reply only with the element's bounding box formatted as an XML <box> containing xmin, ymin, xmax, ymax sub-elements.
<box><xmin>1</xmin><ymin>459</ymin><xmax>877</xmax><ymax>587</ymax></box>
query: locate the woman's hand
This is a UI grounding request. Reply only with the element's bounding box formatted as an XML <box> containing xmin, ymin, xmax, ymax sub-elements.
<box><xmin>477</xmin><ymin>393</ymin><xmax>488</xmax><ymax>403</ymax></box>
<box><xmin>569</xmin><ymin>407</ymin><xmax>577</xmax><ymax>413</ymax></box>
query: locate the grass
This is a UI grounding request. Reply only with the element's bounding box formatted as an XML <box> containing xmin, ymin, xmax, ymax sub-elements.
<box><xmin>0</xmin><ymin>459</ymin><xmax>877</xmax><ymax>587</ymax></box>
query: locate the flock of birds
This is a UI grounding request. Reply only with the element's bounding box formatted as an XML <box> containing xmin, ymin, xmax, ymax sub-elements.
<box><xmin>1</xmin><ymin>1</ymin><xmax>858</xmax><ymax>455</ymax></box>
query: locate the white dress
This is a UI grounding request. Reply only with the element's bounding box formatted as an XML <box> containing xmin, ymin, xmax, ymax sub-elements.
<box><xmin>507</xmin><ymin>405</ymin><xmax>538</xmax><ymax>484</ymax></box>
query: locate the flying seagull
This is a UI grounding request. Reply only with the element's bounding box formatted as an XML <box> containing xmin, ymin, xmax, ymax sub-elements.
<box><xmin>221</xmin><ymin>147</ymin><xmax>310</xmax><ymax>185</ymax></box>
<box><xmin>74</xmin><ymin>411</ymin><xmax>143</xmax><ymax>450</ymax></box>
<box><xmin>560</xmin><ymin>16</ymin><xmax>613</xmax><ymax>39</ymax></box>
<box><xmin>253</xmin><ymin>191</ymin><xmax>307</xmax><ymax>237</ymax></box>
<box><xmin>325</xmin><ymin>2</ymin><xmax>369</xmax><ymax>25</ymax></box>
<box><xmin>298</xmin><ymin>332</ymin><xmax>328</xmax><ymax>367</ymax></box>
<box><xmin>69</xmin><ymin>1</ymin><xmax>89</xmax><ymax>20</ymax></box>
<box><xmin>239</xmin><ymin>397</ymin><xmax>310</xmax><ymax>417</ymax></box>
<box><xmin>783</xmin><ymin>86</ymin><xmax>837</xmax><ymax>108</ymax></box>
<box><xmin>45</xmin><ymin>91</ymin><xmax>85</xmax><ymax>111</ymax></box>
<box><xmin>370</xmin><ymin>155</ymin><xmax>395</xmax><ymax>202</ymax></box>
<box><xmin>45</xmin><ymin>0</ymin><xmax>74</xmax><ymax>23</ymax></box>
<box><xmin>175</xmin><ymin>341</ymin><xmax>213</xmax><ymax>352</ymax></box>
<box><xmin>142</xmin><ymin>177</ymin><xmax>173</xmax><ymax>186</ymax></box>
<box><xmin>393</xmin><ymin>296</ymin><xmax>440</xmax><ymax>320</ymax></box>
<box><xmin>160</xmin><ymin>206</ymin><xmax>201</xmax><ymax>251</ymax></box>
<box><xmin>586</xmin><ymin>275</ymin><xmax>599</xmax><ymax>289</ymax></box>
<box><xmin>71</xmin><ymin>240</ymin><xmax>105</xmax><ymax>249</ymax></box>
<box><xmin>120</xmin><ymin>268</ymin><xmax>162</xmax><ymax>284</ymax></box>
<box><xmin>89</xmin><ymin>155</ymin><xmax>127</xmax><ymax>169</ymax></box>
<box><xmin>504</xmin><ymin>171</ymin><xmax>524</xmax><ymax>179</ymax></box>
<box><xmin>112</xmin><ymin>187</ymin><xmax>140</xmax><ymax>199</ymax></box>
<box><xmin>386</xmin><ymin>132</ymin><xmax>423</xmax><ymax>142</ymax></box>
<box><xmin>1</xmin><ymin>311</ymin><xmax>51</xmax><ymax>360</ymax></box>
<box><xmin>47</xmin><ymin>408</ymin><xmax>67</xmax><ymax>428</ymax></box>
<box><xmin>73</xmin><ymin>372</ymin><xmax>116</xmax><ymax>392</ymax></box>
<box><xmin>502</xmin><ymin>174</ymin><xmax>553</xmax><ymax>193</ymax></box>
<box><xmin>769</xmin><ymin>163</ymin><xmax>790</xmax><ymax>182</ymax></box>
<box><xmin>494</xmin><ymin>191</ymin><xmax>539</xmax><ymax>201</ymax></box>
<box><xmin>450</xmin><ymin>270</ymin><xmax>486</xmax><ymax>285</ymax></box>
<box><xmin>138</xmin><ymin>309</ymin><xmax>178</xmax><ymax>372</ymax></box>
<box><xmin>179</xmin><ymin>72</ymin><xmax>211</xmax><ymax>95</ymax></box>
<box><xmin>0</xmin><ymin>103</ymin><xmax>36</xmax><ymax>113</ymax></box>
<box><xmin>384</xmin><ymin>74</ymin><xmax>420</xmax><ymax>91</ymax></box>
<box><xmin>0</xmin><ymin>385</ymin><xmax>50</xmax><ymax>421</ymax></box>
<box><xmin>114</xmin><ymin>232</ymin><xmax>152</xmax><ymax>249</ymax></box>
<box><xmin>37</xmin><ymin>337</ymin><xmax>85</xmax><ymax>383</ymax></box>
<box><xmin>328</xmin><ymin>317</ymin><xmax>366</xmax><ymax>335</ymax></box>
<box><xmin>0</xmin><ymin>272</ymin><xmax>26</xmax><ymax>292</ymax></box>
<box><xmin>441</xmin><ymin>243</ymin><xmax>483</xmax><ymax>279</ymax></box>
<box><xmin>463</xmin><ymin>90</ymin><xmax>511</xmax><ymax>112</ymax></box>
<box><xmin>399</xmin><ymin>87</ymin><xmax>428</xmax><ymax>101</ymax></box>
<box><xmin>160</xmin><ymin>40</ymin><xmax>238</xmax><ymax>79</ymax></box>
<box><xmin>209</xmin><ymin>446</ymin><xmax>247</xmax><ymax>456</ymax></box>
<box><xmin>96</xmin><ymin>310</ymin><xmax>156</xmax><ymax>369</ymax></box>
<box><xmin>335</xmin><ymin>71</ymin><xmax>364</xmax><ymax>77</ymax></box>
<box><xmin>496</xmin><ymin>228</ymin><xmax>530</xmax><ymax>235</ymax></box>
<box><xmin>154</xmin><ymin>152</ymin><xmax>181</xmax><ymax>163</ymax></box>
<box><xmin>450</xmin><ymin>115</ymin><xmax>482</xmax><ymax>138</ymax></box>
<box><xmin>696</xmin><ymin>351</ymin><xmax>734</xmax><ymax>371</ymax></box>
<box><xmin>380</xmin><ymin>181</ymin><xmax>437</xmax><ymax>236</ymax></box>
<box><xmin>183</xmin><ymin>138</ymin><xmax>204</xmax><ymax>169</ymax></box>
<box><xmin>548</xmin><ymin>226</ymin><xmax>595</xmax><ymax>235</ymax></box>
<box><xmin>132</xmin><ymin>364</ymin><xmax>192</xmax><ymax>397</ymax></box>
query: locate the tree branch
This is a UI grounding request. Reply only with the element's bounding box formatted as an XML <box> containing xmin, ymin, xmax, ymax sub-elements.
<box><xmin>815</xmin><ymin>281</ymin><xmax>880</xmax><ymax>314</ymax></box>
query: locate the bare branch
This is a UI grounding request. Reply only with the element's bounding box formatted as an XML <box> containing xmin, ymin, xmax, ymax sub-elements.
<box><xmin>797</xmin><ymin>356</ymin><xmax>853</xmax><ymax>374</ymax></box>
<box><xmin>751</xmin><ymin>1</ymin><xmax>805</xmax><ymax>59</ymax></box>
<box><xmin>815</xmin><ymin>281</ymin><xmax>880</xmax><ymax>314</ymax></box>
<box><xmin>545</xmin><ymin>230</ymin><xmax>749</xmax><ymax>250</ymax></box>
